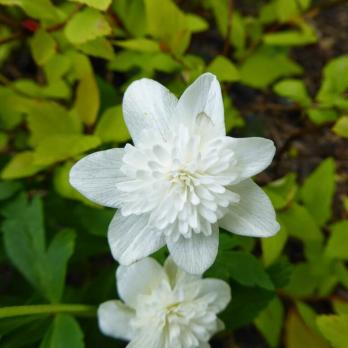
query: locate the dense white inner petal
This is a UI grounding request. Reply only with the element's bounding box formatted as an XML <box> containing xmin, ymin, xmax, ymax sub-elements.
<box><xmin>130</xmin><ymin>277</ymin><xmax>220</xmax><ymax>348</ymax></box>
<box><xmin>116</xmin><ymin>122</ymin><xmax>241</xmax><ymax>240</ymax></box>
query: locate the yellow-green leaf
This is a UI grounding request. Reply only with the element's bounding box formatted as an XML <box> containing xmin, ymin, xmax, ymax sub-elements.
<box><xmin>145</xmin><ymin>0</ymin><xmax>190</xmax><ymax>55</ymax></box>
<box><xmin>207</xmin><ymin>56</ymin><xmax>239</xmax><ymax>82</ymax></box>
<box><xmin>317</xmin><ymin>314</ymin><xmax>348</xmax><ymax>348</ymax></box>
<box><xmin>65</xmin><ymin>8</ymin><xmax>111</xmax><ymax>44</ymax></box>
<box><xmin>326</xmin><ymin>221</ymin><xmax>348</xmax><ymax>260</ymax></box>
<box><xmin>274</xmin><ymin>79</ymin><xmax>311</xmax><ymax>107</ymax></box>
<box><xmin>75</xmin><ymin>72</ymin><xmax>100</xmax><ymax>126</ymax></box>
<box><xmin>114</xmin><ymin>38</ymin><xmax>160</xmax><ymax>53</ymax></box>
<box><xmin>34</xmin><ymin>134</ymin><xmax>101</xmax><ymax>166</ymax></box>
<box><xmin>255</xmin><ymin>297</ymin><xmax>284</xmax><ymax>348</ymax></box>
<box><xmin>78</xmin><ymin>37</ymin><xmax>115</xmax><ymax>60</ymax></box>
<box><xmin>70</xmin><ymin>0</ymin><xmax>111</xmax><ymax>11</ymax></box>
<box><xmin>301</xmin><ymin>158</ymin><xmax>336</xmax><ymax>227</ymax></box>
<box><xmin>286</xmin><ymin>310</ymin><xmax>330</xmax><ymax>348</ymax></box>
<box><xmin>30</xmin><ymin>29</ymin><xmax>56</xmax><ymax>66</ymax></box>
<box><xmin>1</xmin><ymin>152</ymin><xmax>45</xmax><ymax>179</ymax></box>
<box><xmin>95</xmin><ymin>105</ymin><xmax>130</xmax><ymax>143</ymax></box>
<box><xmin>333</xmin><ymin>116</ymin><xmax>348</xmax><ymax>138</ymax></box>
<box><xmin>27</xmin><ymin>102</ymin><xmax>81</xmax><ymax>146</ymax></box>
<box><xmin>186</xmin><ymin>14</ymin><xmax>208</xmax><ymax>33</ymax></box>
<box><xmin>261</xmin><ymin>224</ymin><xmax>288</xmax><ymax>266</ymax></box>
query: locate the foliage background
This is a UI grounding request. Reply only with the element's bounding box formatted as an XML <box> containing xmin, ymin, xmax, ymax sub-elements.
<box><xmin>0</xmin><ymin>0</ymin><xmax>348</xmax><ymax>347</ymax></box>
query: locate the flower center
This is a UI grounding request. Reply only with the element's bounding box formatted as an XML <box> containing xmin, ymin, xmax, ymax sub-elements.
<box><xmin>116</xmin><ymin>126</ymin><xmax>241</xmax><ymax>239</ymax></box>
<box><xmin>130</xmin><ymin>281</ymin><xmax>218</xmax><ymax>348</ymax></box>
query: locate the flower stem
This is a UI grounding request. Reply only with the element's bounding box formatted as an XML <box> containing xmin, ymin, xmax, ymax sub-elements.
<box><xmin>0</xmin><ymin>304</ymin><xmax>97</xmax><ymax>319</ymax></box>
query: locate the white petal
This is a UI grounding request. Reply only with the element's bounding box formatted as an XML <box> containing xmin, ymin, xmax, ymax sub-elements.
<box><xmin>108</xmin><ymin>211</ymin><xmax>165</xmax><ymax>265</ymax></box>
<box><xmin>98</xmin><ymin>300</ymin><xmax>134</xmax><ymax>341</ymax></box>
<box><xmin>117</xmin><ymin>258</ymin><xmax>167</xmax><ymax>307</ymax></box>
<box><xmin>164</xmin><ymin>256</ymin><xmax>201</xmax><ymax>288</ymax></box>
<box><xmin>229</xmin><ymin>137</ymin><xmax>276</xmax><ymax>180</ymax></box>
<box><xmin>198</xmin><ymin>342</ymin><xmax>211</xmax><ymax>348</ymax></box>
<box><xmin>176</xmin><ymin>73</ymin><xmax>225</xmax><ymax>138</ymax></box>
<box><xmin>127</xmin><ymin>331</ymin><xmax>164</xmax><ymax>348</ymax></box>
<box><xmin>69</xmin><ymin>148</ymin><xmax>125</xmax><ymax>208</ymax></box>
<box><xmin>199</xmin><ymin>279</ymin><xmax>231</xmax><ymax>313</ymax></box>
<box><xmin>219</xmin><ymin>179</ymin><xmax>279</xmax><ymax>237</ymax></box>
<box><xmin>166</xmin><ymin>224</ymin><xmax>219</xmax><ymax>274</ymax></box>
<box><xmin>122</xmin><ymin>78</ymin><xmax>177</xmax><ymax>144</ymax></box>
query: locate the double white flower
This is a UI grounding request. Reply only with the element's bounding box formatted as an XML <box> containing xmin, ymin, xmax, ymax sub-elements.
<box><xmin>98</xmin><ymin>257</ymin><xmax>231</xmax><ymax>348</ymax></box>
<box><xmin>70</xmin><ymin>73</ymin><xmax>279</xmax><ymax>274</ymax></box>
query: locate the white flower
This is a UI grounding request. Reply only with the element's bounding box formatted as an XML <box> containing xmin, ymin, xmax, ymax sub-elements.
<box><xmin>98</xmin><ymin>257</ymin><xmax>231</xmax><ymax>348</ymax></box>
<box><xmin>70</xmin><ymin>73</ymin><xmax>280</xmax><ymax>274</ymax></box>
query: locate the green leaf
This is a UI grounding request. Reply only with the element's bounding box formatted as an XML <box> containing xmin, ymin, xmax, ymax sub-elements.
<box><xmin>0</xmin><ymin>0</ymin><xmax>60</xmax><ymax>20</ymax></box>
<box><xmin>2</xmin><ymin>197</ymin><xmax>75</xmax><ymax>302</ymax></box>
<box><xmin>108</xmin><ymin>51</ymin><xmax>179</xmax><ymax>73</ymax></box>
<box><xmin>186</xmin><ymin>14</ymin><xmax>208</xmax><ymax>33</ymax></box>
<box><xmin>65</xmin><ymin>8</ymin><xmax>111</xmax><ymax>44</ymax></box>
<box><xmin>0</xmin><ymin>181</ymin><xmax>21</xmax><ymax>201</ymax></box>
<box><xmin>70</xmin><ymin>0</ymin><xmax>111</xmax><ymax>11</ymax></box>
<box><xmin>240</xmin><ymin>47</ymin><xmax>303</xmax><ymax>88</ymax></box>
<box><xmin>73</xmin><ymin>205</ymin><xmax>114</xmax><ymax>236</ymax></box>
<box><xmin>207</xmin><ymin>251</ymin><xmax>274</xmax><ymax>290</ymax></box>
<box><xmin>207</xmin><ymin>56</ymin><xmax>239</xmax><ymax>82</ymax></box>
<box><xmin>317</xmin><ymin>314</ymin><xmax>348</xmax><ymax>348</ymax></box>
<box><xmin>273</xmin><ymin>79</ymin><xmax>311</xmax><ymax>107</ymax></box>
<box><xmin>1</xmin><ymin>152</ymin><xmax>45</xmax><ymax>179</ymax></box>
<box><xmin>301</xmin><ymin>158</ymin><xmax>336</xmax><ymax>226</ymax></box>
<box><xmin>307</xmin><ymin>108</ymin><xmax>338</xmax><ymax>125</ymax></box>
<box><xmin>74</xmin><ymin>72</ymin><xmax>100</xmax><ymax>126</ymax></box>
<box><xmin>263</xmin><ymin>173</ymin><xmax>297</xmax><ymax>210</ymax></box>
<box><xmin>78</xmin><ymin>38</ymin><xmax>115</xmax><ymax>60</ymax></box>
<box><xmin>0</xmin><ymin>131</ymin><xmax>8</xmax><ymax>150</ymax></box>
<box><xmin>264</xmin><ymin>29</ymin><xmax>317</xmax><ymax>47</ymax></box>
<box><xmin>95</xmin><ymin>105</ymin><xmax>130</xmax><ymax>143</ymax></box>
<box><xmin>296</xmin><ymin>301</ymin><xmax>323</xmax><ymax>336</ymax></box>
<box><xmin>275</xmin><ymin>0</ymin><xmax>311</xmax><ymax>22</ymax></box>
<box><xmin>0</xmin><ymin>87</ymin><xmax>30</xmax><ymax>130</ymax></box>
<box><xmin>44</xmin><ymin>229</ymin><xmax>76</xmax><ymax>303</ymax></box>
<box><xmin>261</xmin><ymin>224</ymin><xmax>288</xmax><ymax>266</ymax></box>
<box><xmin>333</xmin><ymin>116</ymin><xmax>348</xmax><ymax>138</ymax></box>
<box><xmin>114</xmin><ymin>38</ymin><xmax>160</xmax><ymax>53</ymax></box>
<box><xmin>332</xmin><ymin>299</ymin><xmax>348</xmax><ymax>315</ymax></box>
<box><xmin>112</xmin><ymin>0</ymin><xmax>147</xmax><ymax>37</ymax></box>
<box><xmin>284</xmin><ymin>263</ymin><xmax>318</xmax><ymax>298</ymax></box>
<box><xmin>255</xmin><ymin>297</ymin><xmax>284</xmax><ymax>348</ymax></box>
<box><xmin>317</xmin><ymin>55</ymin><xmax>348</xmax><ymax>107</ymax></box>
<box><xmin>27</xmin><ymin>102</ymin><xmax>80</xmax><ymax>147</ymax></box>
<box><xmin>34</xmin><ymin>134</ymin><xmax>101</xmax><ymax>166</ymax></box>
<box><xmin>266</xmin><ymin>259</ymin><xmax>293</xmax><ymax>289</ymax></box>
<box><xmin>286</xmin><ymin>310</ymin><xmax>330</xmax><ymax>348</ymax></box>
<box><xmin>279</xmin><ymin>203</ymin><xmax>323</xmax><ymax>243</ymax></box>
<box><xmin>0</xmin><ymin>317</ymin><xmax>50</xmax><ymax>348</ymax></box>
<box><xmin>145</xmin><ymin>0</ymin><xmax>190</xmax><ymax>55</ymax></box>
<box><xmin>222</xmin><ymin>281</ymin><xmax>275</xmax><ymax>330</ymax></box>
<box><xmin>40</xmin><ymin>314</ymin><xmax>84</xmax><ymax>348</ymax></box>
<box><xmin>30</xmin><ymin>29</ymin><xmax>56</xmax><ymax>66</ymax></box>
<box><xmin>326</xmin><ymin>221</ymin><xmax>348</xmax><ymax>260</ymax></box>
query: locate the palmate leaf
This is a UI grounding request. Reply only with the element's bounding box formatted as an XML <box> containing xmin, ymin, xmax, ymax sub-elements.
<box><xmin>40</xmin><ymin>315</ymin><xmax>84</xmax><ymax>348</ymax></box>
<box><xmin>221</xmin><ymin>280</ymin><xmax>275</xmax><ymax>330</ymax></box>
<box><xmin>300</xmin><ymin>158</ymin><xmax>336</xmax><ymax>227</ymax></box>
<box><xmin>1</xmin><ymin>196</ymin><xmax>75</xmax><ymax>303</ymax></box>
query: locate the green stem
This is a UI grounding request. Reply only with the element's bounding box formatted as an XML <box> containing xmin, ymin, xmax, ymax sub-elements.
<box><xmin>0</xmin><ymin>304</ymin><xmax>97</xmax><ymax>319</ymax></box>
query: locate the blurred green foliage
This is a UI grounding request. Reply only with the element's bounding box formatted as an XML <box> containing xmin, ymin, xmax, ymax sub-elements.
<box><xmin>0</xmin><ymin>0</ymin><xmax>347</xmax><ymax>347</ymax></box>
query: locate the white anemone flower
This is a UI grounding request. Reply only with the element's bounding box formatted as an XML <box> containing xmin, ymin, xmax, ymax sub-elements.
<box><xmin>98</xmin><ymin>257</ymin><xmax>231</xmax><ymax>348</ymax></box>
<box><xmin>70</xmin><ymin>73</ymin><xmax>279</xmax><ymax>274</ymax></box>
